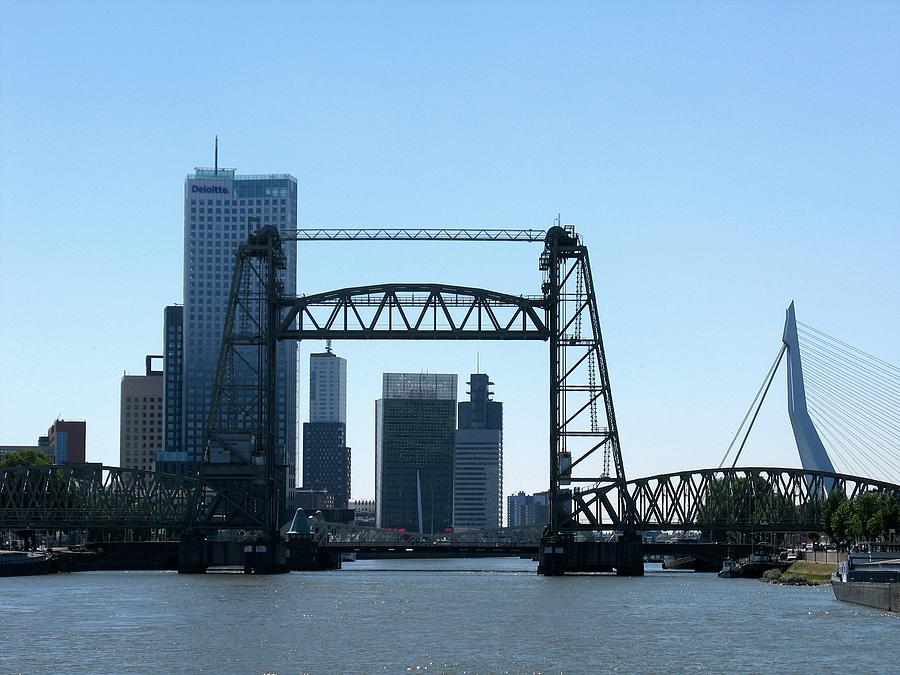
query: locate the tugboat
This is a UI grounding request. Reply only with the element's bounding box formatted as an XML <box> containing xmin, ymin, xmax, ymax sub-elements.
<box><xmin>718</xmin><ymin>558</ymin><xmax>741</xmax><ymax>578</ymax></box>
<box><xmin>739</xmin><ymin>543</ymin><xmax>786</xmax><ymax>579</ymax></box>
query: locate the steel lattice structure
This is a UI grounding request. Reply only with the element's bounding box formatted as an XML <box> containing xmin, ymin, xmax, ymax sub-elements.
<box><xmin>278</xmin><ymin>284</ymin><xmax>548</xmax><ymax>341</ymax></box>
<box><xmin>282</xmin><ymin>228</ymin><xmax>546</xmax><ymax>242</ymax></box>
<box><xmin>188</xmin><ymin>224</ymin><xmax>628</xmax><ymax>541</ymax></box>
<box><xmin>188</xmin><ymin>225</ymin><xmax>286</xmax><ymax>534</ymax></box>
<box><xmin>577</xmin><ymin>467</ymin><xmax>900</xmax><ymax>532</ymax></box>
<box><xmin>0</xmin><ymin>465</ymin><xmax>197</xmax><ymax>529</ymax></box>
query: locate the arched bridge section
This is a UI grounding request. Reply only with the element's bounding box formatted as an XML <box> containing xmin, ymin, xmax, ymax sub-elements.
<box><xmin>575</xmin><ymin>467</ymin><xmax>900</xmax><ymax>533</ymax></box>
<box><xmin>277</xmin><ymin>283</ymin><xmax>549</xmax><ymax>340</ymax></box>
<box><xmin>1</xmin><ymin>465</ymin><xmax>198</xmax><ymax>530</ymax></box>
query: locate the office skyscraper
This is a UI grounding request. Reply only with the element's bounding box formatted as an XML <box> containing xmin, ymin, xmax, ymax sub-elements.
<box><xmin>181</xmin><ymin>167</ymin><xmax>298</xmax><ymax>508</ymax></box>
<box><xmin>453</xmin><ymin>373</ymin><xmax>503</xmax><ymax>529</ymax></box>
<box><xmin>162</xmin><ymin>305</ymin><xmax>183</xmax><ymax>454</ymax></box>
<box><xmin>303</xmin><ymin>345</ymin><xmax>351</xmax><ymax>508</ymax></box>
<box><xmin>376</xmin><ymin>373</ymin><xmax>457</xmax><ymax>533</ymax></box>
<box><xmin>120</xmin><ymin>356</ymin><xmax>164</xmax><ymax>471</ymax></box>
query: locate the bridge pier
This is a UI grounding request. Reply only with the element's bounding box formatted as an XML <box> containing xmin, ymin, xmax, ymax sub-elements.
<box><xmin>178</xmin><ymin>532</ymin><xmax>289</xmax><ymax>574</ymax></box>
<box><xmin>538</xmin><ymin>533</ymin><xmax>644</xmax><ymax>576</ymax></box>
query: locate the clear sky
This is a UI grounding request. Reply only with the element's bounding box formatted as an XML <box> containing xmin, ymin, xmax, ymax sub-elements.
<box><xmin>1</xmin><ymin>1</ymin><xmax>898</xmax><ymax>498</ymax></box>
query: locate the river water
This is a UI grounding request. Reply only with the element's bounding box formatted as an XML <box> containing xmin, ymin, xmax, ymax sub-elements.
<box><xmin>0</xmin><ymin>559</ymin><xmax>896</xmax><ymax>673</ymax></box>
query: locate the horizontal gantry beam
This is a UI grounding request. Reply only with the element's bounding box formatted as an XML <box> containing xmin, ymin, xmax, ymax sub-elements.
<box><xmin>571</xmin><ymin>466</ymin><xmax>900</xmax><ymax>533</ymax></box>
<box><xmin>278</xmin><ymin>284</ymin><xmax>550</xmax><ymax>340</ymax></box>
<box><xmin>281</xmin><ymin>228</ymin><xmax>547</xmax><ymax>242</ymax></box>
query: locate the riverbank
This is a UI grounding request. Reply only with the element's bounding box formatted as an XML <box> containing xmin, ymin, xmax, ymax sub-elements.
<box><xmin>761</xmin><ymin>560</ymin><xmax>837</xmax><ymax>585</ymax></box>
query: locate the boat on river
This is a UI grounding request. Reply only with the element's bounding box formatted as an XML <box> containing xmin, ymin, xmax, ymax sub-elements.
<box><xmin>718</xmin><ymin>558</ymin><xmax>741</xmax><ymax>578</ymax></box>
<box><xmin>737</xmin><ymin>543</ymin><xmax>786</xmax><ymax>578</ymax></box>
<box><xmin>831</xmin><ymin>543</ymin><xmax>900</xmax><ymax>612</ymax></box>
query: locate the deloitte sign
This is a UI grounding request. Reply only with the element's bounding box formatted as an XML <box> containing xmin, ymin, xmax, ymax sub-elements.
<box><xmin>192</xmin><ymin>185</ymin><xmax>229</xmax><ymax>194</ymax></box>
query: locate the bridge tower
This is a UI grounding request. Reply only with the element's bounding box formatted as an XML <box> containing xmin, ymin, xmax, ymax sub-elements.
<box><xmin>181</xmin><ymin>224</ymin><xmax>288</xmax><ymax>573</ymax></box>
<box><xmin>782</xmin><ymin>302</ymin><xmax>836</xmax><ymax>475</ymax></box>
<box><xmin>538</xmin><ymin>225</ymin><xmax>640</xmax><ymax>575</ymax></box>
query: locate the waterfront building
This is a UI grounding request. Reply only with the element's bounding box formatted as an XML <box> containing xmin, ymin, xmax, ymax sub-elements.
<box><xmin>506</xmin><ymin>490</ymin><xmax>549</xmax><ymax>527</ymax></box>
<box><xmin>119</xmin><ymin>356</ymin><xmax>163</xmax><ymax>472</ymax></box>
<box><xmin>302</xmin><ymin>346</ymin><xmax>351</xmax><ymax>507</ymax></box>
<box><xmin>376</xmin><ymin>373</ymin><xmax>457</xmax><ymax>533</ymax></box>
<box><xmin>46</xmin><ymin>419</ymin><xmax>86</xmax><ymax>464</ymax></box>
<box><xmin>181</xmin><ymin>166</ymin><xmax>298</xmax><ymax>512</ymax></box>
<box><xmin>453</xmin><ymin>373</ymin><xmax>503</xmax><ymax>529</ymax></box>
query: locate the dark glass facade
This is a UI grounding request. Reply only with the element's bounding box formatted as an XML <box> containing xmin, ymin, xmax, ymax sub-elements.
<box><xmin>163</xmin><ymin>305</ymin><xmax>183</xmax><ymax>454</ymax></box>
<box><xmin>376</xmin><ymin>374</ymin><xmax>457</xmax><ymax>533</ymax></box>
<box><xmin>302</xmin><ymin>422</ymin><xmax>351</xmax><ymax>508</ymax></box>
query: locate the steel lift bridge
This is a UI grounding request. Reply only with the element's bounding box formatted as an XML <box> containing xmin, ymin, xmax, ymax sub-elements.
<box><xmin>177</xmin><ymin>223</ymin><xmax>633</xmax><ymax>573</ymax></box>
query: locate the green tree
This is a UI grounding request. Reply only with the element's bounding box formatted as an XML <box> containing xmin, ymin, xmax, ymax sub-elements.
<box><xmin>822</xmin><ymin>489</ymin><xmax>846</xmax><ymax>538</ymax></box>
<box><xmin>0</xmin><ymin>448</ymin><xmax>52</xmax><ymax>468</ymax></box>
<box><xmin>830</xmin><ymin>492</ymin><xmax>900</xmax><ymax>543</ymax></box>
<box><xmin>697</xmin><ymin>474</ymin><xmax>796</xmax><ymax>541</ymax></box>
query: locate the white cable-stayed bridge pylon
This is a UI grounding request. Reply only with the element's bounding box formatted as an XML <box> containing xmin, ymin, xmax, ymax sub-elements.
<box><xmin>720</xmin><ymin>302</ymin><xmax>900</xmax><ymax>487</ymax></box>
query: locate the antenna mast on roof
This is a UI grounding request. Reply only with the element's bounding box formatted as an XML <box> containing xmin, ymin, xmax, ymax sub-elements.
<box><xmin>214</xmin><ymin>135</ymin><xmax>218</xmax><ymax>175</ymax></box>
<box><xmin>326</xmin><ymin>339</ymin><xmax>332</xmax><ymax>353</ymax></box>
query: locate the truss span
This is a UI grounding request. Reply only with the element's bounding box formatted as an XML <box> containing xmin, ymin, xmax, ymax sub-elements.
<box><xmin>0</xmin><ymin>465</ymin><xmax>200</xmax><ymax>530</ymax></box>
<box><xmin>278</xmin><ymin>283</ymin><xmax>549</xmax><ymax>340</ymax></box>
<box><xmin>571</xmin><ymin>467</ymin><xmax>900</xmax><ymax>533</ymax></box>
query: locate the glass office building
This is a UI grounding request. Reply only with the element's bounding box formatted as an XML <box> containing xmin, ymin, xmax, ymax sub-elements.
<box><xmin>181</xmin><ymin>168</ymin><xmax>298</xmax><ymax>508</ymax></box>
<box><xmin>376</xmin><ymin>373</ymin><xmax>457</xmax><ymax>533</ymax></box>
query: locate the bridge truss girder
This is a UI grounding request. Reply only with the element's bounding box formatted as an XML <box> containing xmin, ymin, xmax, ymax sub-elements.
<box><xmin>0</xmin><ymin>465</ymin><xmax>197</xmax><ymax>530</ymax></box>
<box><xmin>277</xmin><ymin>284</ymin><xmax>549</xmax><ymax>341</ymax></box>
<box><xmin>573</xmin><ymin>467</ymin><xmax>900</xmax><ymax>533</ymax></box>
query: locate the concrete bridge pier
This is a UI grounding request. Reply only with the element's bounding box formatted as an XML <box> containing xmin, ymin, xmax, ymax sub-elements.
<box><xmin>538</xmin><ymin>533</ymin><xmax>644</xmax><ymax>576</ymax></box>
<box><xmin>178</xmin><ymin>532</ymin><xmax>289</xmax><ymax>574</ymax></box>
<box><xmin>178</xmin><ymin>531</ymin><xmax>209</xmax><ymax>574</ymax></box>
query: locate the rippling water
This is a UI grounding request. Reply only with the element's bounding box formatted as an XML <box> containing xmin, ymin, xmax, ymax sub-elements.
<box><xmin>1</xmin><ymin>559</ymin><xmax>896</xmax><ymax>673</ymax></box>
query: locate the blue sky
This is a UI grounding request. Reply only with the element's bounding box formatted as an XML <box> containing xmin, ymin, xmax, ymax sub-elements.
<box><xmin>1</xmin><ymin>1</ymin><xmax>898</xmax><ymax>497</ymax></box>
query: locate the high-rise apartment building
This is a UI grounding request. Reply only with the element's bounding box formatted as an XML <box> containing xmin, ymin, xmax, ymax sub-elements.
<box><xmin>376</xmin><ymin>373</ymin><xmax>457</xmax><ymax>533</ymax></box>
<box><xmin>453</xmin><ymin>373</ymin><xmax>503</xmax><ymax>529</ymax></box>
<box><xmin>181</xmin><ymin>167</ymin><xmax>298</xmax><ymax>511</ymax></box>
<box><xmin>302</xmin><ymin>344</ymin><xmax>351</xmax><ymax>508</ymax></box>
<box><xmin>120</xmin><ymin>356</ymin><xmax>164</xmax><ymax>471</ymax></box>
<box><xmin>46</xmin><ymin>419</ymin><xmax>86</xmax><ymax>464</ymax></box>
<box><xmin>507</xmin><ymin>491</ymin><xmax>549</xmax><ymax>527</ymax></box>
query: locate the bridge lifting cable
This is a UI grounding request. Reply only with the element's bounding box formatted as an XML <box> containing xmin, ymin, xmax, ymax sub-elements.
<box><xmin>719</xmin><ymin>344</ymin><xmax>786</xmax><ymax>469</ymax></box>
<box><xmin>574</xmin><ymin>261</ymin><xmax>607</xmax><ymax>477</ymax></box>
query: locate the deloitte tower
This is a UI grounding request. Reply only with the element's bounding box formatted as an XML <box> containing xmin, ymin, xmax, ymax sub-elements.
<box><xmin>176</xmin><ymin>166</ymin><xmax>298</xmax><ymax>514</ymax></box>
